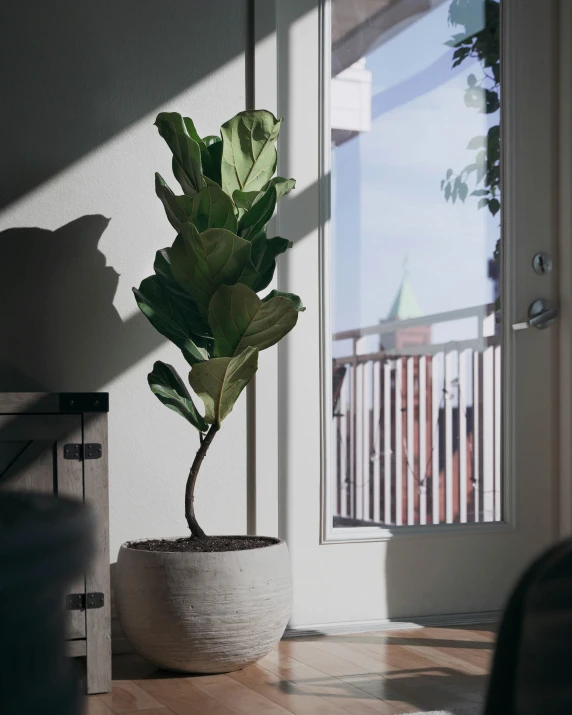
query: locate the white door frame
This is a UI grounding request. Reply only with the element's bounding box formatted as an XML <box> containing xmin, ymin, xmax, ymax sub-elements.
<box><xmin>251</xmin><ymin>0</ymin><xmax>572</xmax><ymax>628</ymax></box>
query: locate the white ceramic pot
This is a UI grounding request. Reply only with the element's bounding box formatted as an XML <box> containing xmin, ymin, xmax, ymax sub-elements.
<box><xmin>115</xmin><ymin>537</ymin><xmax>292</xmax><ymax>673</ymax></box>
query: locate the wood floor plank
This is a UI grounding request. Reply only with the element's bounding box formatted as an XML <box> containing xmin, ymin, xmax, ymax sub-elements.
<box><xmin>191</xmin><ymin>673</ymin><xmax>294</xmax><ymax>715</ymax></box>
<box><xmin>136</xmin><ymin>677</ymin><xmax>237</xmax><ymax>715</ymax></box>
<box><xmin>96</xmin><ymin>624</ymin><xmax>494</xmax><ymax>715</ymax></box>
<box><xmin>373</xmin><ymin>626</ymin><xmax>496</xmax><ymax>644</ymax></box>
<box><xmin>257</xmin><ymin>649</ymin><xmax>414</xmax><ymax>714</ymax></box>
<box><xmin>296</xmin><ymin>638</ymin><xmax>391</xmax><ymax>673</ymax></box>
<box><xmin>353</xmin><ymin>641</ymin><xmax>468</xmax><ymax>678</ymax></box>
<box><xmin>373</xmin><ymin>627</ymin><xmax>495</xmax><ymax>647</ymax></box>
<box><xmin>229</xmin><ymin>664</ymin><xmax>350</xmax><ymax>714</ymax></box>
<box><xmin>98</xmin><ymin>680</ymin><xmax>166</xmax><ymax>712</ymax></box>
<box><xmin>84</xmin><ymin>698</ymin><xmax>115</xmax><ymax>715</ymax></box>
<box><xmin>278</xmin><ymin>672</ymin><xmax>415</xmax><ymax>715</ymax></box>
<box><xmin>258</xmin><ymin>649</ymin><xmax>331</xmax><ymax>682</ymax></box>
<box><xmin>278</xmin><ymin>640</ymin><xmax>372</xmax><ymax>677</ymax></box>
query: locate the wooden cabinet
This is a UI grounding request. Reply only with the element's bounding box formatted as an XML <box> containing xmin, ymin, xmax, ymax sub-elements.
<box><xmin>0</xmin><ymin>393</ymin><xmax>111</xmax><ymax>694</ymax></box>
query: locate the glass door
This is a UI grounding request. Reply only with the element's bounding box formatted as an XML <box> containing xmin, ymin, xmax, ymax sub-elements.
<box><xmin>270</xmin><ymin>0</ymin><xmax>560</xmax><ymax>627</ymax></box>
<box><xmin>330</xmin><ymin>0</ymin><xmax>502</xmax><ymax>532</ymax></box>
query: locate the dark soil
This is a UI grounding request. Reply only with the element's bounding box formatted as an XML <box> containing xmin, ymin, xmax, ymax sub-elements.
<box><xmin>127</xmin><ymin>536</ymin><xmax>280</xmax><ymax>553</ymax></box>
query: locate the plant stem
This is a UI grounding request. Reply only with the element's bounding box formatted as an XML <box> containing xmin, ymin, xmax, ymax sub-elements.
<box><xmin>185</xmin><ymin>423</ymin><xmax>219</xmax><ymax>538</ymax></box>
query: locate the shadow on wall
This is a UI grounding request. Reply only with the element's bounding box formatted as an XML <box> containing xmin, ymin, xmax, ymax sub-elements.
<box><xmin>0</xmin><ymin>215</ymin><xmax>163</xmax><ymax>391</ymax></box>
<box><xmin>0</xmin><ymin>0</ymin><xmax>251</xmax><ymax>211</ymax></box>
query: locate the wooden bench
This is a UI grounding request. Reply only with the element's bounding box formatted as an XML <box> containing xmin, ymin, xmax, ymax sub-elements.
<box><xmin>0</xmin><ymin>392</ymin><xmax>111</xmax><ymax>694</ymax></box>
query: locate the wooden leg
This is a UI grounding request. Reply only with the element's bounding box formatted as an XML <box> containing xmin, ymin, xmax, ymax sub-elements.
<box><xmin>85</xmin><ymin>413</ymin><xmax>111</xmax><ymax>694</ymax></box>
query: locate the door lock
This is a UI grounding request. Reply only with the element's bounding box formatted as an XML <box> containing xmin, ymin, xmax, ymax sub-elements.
<box><xmin>532</xmin><ymin>252</ymin><xmax>552</xmax><ymax>275</ymax></box>
<box><xmin>512</xmin><ymin>299</ymin><xmax>558</xmax><ymax>331</ymax></box>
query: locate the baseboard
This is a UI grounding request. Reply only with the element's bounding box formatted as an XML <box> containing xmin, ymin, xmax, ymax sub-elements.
<box><xmin>283</xmin><ymin>610</ymin><xmax>501</xmax><ymax>638</ymax></box>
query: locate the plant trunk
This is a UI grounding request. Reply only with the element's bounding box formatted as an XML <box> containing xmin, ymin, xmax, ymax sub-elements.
<box><xmin>185</xmin><ymin>424</ymin><xmax>219</xmax><ymax>538</ymax></box>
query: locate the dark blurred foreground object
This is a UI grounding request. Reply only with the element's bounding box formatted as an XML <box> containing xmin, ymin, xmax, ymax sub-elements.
<box><xmin>0</xmin><ymin>492</ymin><xmax>94</xmax><ymax>715</ymax></box>
<box><xmin>485</xmin><ymin>538</ymin><xmax>572</xmax><ymax>715</ymax></box>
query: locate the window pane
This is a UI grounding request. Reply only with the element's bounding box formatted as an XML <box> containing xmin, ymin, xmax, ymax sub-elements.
<box><xmin>330</xmin><ymin>0</ymin><xmax>501</xmax><ymax>528</ymax></box>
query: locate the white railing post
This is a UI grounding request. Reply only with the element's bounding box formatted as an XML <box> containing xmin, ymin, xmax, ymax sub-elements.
<box><xmin>406</xmin><ymin>357</ymin><xmax>415</xmax><ymax>525</ymax></box>
<box><xmin>383</xmin><ymin>360</ymin><xmax>392</xmax><ymax>525</ymax></box>
<box><xmin>483</xmin><ymin>346</ymin><xmax>495</xmax><ymax>522</ymax></box>
<box><xmin>459</xmin><ymin>350</ymin><xmax>469</xmax><ymax>524</ymax></box>
<box><xmin>494</xmin><ymin>345</ymin><xmax>502</xmax><ymax>521</ymax></box>
<box><xmin>395</xmin><ymin>358</ymin><xmax>403</xmax><ymax>526</ymax></box>
<box><xmin>372</xmin><ymin>360</ymin><xmax>381</xmax><ymax>523</ymax></box>
<box><xmin>432</xmin><ymin>353</ymin><xmax>441</xmax><ymax>525</ymax></box>
<box><xmin>339</xmin><ymin>366</ymin><xmax>349</xmax><ymax>518</ymax></box>
<box><xmin>419</xmin><ymin>356</ymin><xmax>427</xmax><ymax>525</ymax></box>
<box><xmin>445</xmin><ymin>351</ymin><xmax>455</xmax><ymax>524</ymax></box>
<box><xmin>362</xmin><ymin>361</ymin><xmax>372</xmax><ymax>521</ymax></box>
<box><xmin>355</xmin><ymin>361</ymin><xmax>364</xmax><ymax>520</ymax></box>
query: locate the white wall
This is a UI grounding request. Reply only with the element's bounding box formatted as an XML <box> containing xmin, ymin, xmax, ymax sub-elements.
<box><xmin>0</xmin><ymin>1</ymin><xmax>249</xmax><ymax>560</ymax></box>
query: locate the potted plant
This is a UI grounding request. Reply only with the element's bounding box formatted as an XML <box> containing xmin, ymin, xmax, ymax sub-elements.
<box><xmin>115</xmin><ymin>110</ymin><xmax>303</xmax><ymax>674</ymax></box>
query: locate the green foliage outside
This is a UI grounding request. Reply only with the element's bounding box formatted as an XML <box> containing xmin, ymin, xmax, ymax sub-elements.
<box><xmin>441</xmin><ymin>0</ymin><xmax>501</xmax><ymax>270</ymax></box>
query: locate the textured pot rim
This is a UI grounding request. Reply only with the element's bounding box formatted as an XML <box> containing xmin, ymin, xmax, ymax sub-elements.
<box><xmin>120</xmin><ymin>535</ymin><xmax>286</xmax><ymax>555</ymax></box>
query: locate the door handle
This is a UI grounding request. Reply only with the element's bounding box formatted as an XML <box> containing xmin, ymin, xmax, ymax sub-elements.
<box><xmin>512</xmin><ymin>299</ymin><xmax>558</xmax><ymax>331</ymax></box>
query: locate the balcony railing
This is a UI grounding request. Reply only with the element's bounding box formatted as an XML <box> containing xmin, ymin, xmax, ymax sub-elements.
<box><xmin>332</xmin><ymin>304</ymin><xmax>501</xmax><ymax>528</ymax></box>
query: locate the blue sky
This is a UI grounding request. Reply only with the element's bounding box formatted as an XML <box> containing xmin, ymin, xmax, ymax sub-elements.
<box><xmin>331</xmin><ymin>1</ymin><xmax>499</xmax><ymax>354</ymax></box>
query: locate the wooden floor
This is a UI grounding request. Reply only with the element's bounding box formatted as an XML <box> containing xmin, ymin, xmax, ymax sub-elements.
<box><xmin>85</xmin><ymin>624</ymin><xmax>495</xmax><ymax>715</ymax></box>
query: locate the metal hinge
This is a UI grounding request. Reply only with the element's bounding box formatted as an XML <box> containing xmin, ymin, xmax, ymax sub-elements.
<box><xmin>66</xmin><ymin>592</ymin><xmax>105</xmax><ymax>610</ymax></box>
<box><xmin>63</xmin><ymin>443</ymin><xmax>102</xmax><ymax>460</ymax></box>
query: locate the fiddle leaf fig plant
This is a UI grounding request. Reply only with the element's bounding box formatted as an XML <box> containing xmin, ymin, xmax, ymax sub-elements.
<box><xmin>134</xmin><ymin>110</ymin><xmax>302</xmax><ymax>538</ymax></box>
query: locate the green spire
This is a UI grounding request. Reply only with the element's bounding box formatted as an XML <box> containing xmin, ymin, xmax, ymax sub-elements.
<box><xmin>386</xmin><ymin>259</ymin><xmax>421</xmax><ymax>320</ymax></box>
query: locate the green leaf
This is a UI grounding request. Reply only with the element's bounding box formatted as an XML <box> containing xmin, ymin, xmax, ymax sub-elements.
<box><xmin>154</xmin><ymin>247</ymin><xmax>176</xmax><ymax>284</ymax></box>
<box><xmin>209</xmin><ymin>283</ymin><xmax>302</xmax><ymax>358</ymax></box>
<box><xmin>170</xmin><ymin>223</ymin><xmax>251</xmax><ymax>315</ymax></box>
<box><xmin>237</xmin><ymin>183</ymin><xmax>276</xmax><ymax>240</ymax></box>
<box><xmin>148</xmin><ymin>361</ymin><xmax>207</xmax><ymax>432</ymax></box>
<box><xmin>154</xmin><ymin>249</ymin><xmax>212</xmax><ymax>336</ymax></box>
<box><xmin>467</xmin><ymin>73</ymin><xmax>477</xmax><ymax>88</ymax></box>
<box><xmin>133</xmin><ymin>276</ymin><xmax>210</xmax><ymax>364</ymax></box>
<box><xmin>458</xmin><ymin>182</ymin><xmax>468</xmax><ymax>202</ymax></box>
<box><xmin>477</xmin><ymin>198</ymin><xmax>489</xmax><ymax>209</ymax></box>
<box><xmin>471</xmin><ymin>189</ymin><xmax>490</xmax><ymax>197</ymax></box>
<box><xmin>220</xmin><ymin>110</ymin><xmax>282</xmax><ymax>197</ymax></box>
<box><xmin>263</xmin><ymin>290</ymin><xmax>305</xmax><ymax>312</ymax></box>
<box><xmin>155</xmin><ymin>173</ymin><xmax>195</xmax><ymax>232</ymax></box>
<box><xmin>155</xmin><ymin>112</ymin><xmax>203</xmax><ymax>196</ymax></box>
<box><xmin>153</xmin><ymin>249</ymin><xmax>213</xmax><ymax>338</ymax></box>
<box><xmin>446</xmin><ymin>168</ymin><xmax>453</xmax><ymax>179</ymax></box>
<box><xmin>488</xmin><ymin>198</ymin><xmax>500</xmax><ymax>216</ymax></box>
<box><xmin>271</xmin><ymin>176</ymin><xmax>296</xmax><ymax>200</ymax></box>
<box><xmin>188</xmin><ymin>346</ymin><xmax>259</xmax><ymax>426</ymax></box>
<box><xmin>239</xmin><ymin>234</ymin><xmax>292</xmax><ymax>292</ymax></box>
<box><xmin>233</xmin><ymin>178</ymin><xmax>294</xmax><ymax>221</ymax></box>
<box><xmin>187</xmin><ymin>184</ymin><xmax>238</xmax><ymax>233</ymax></box>
<box><xmin>204</xmin><ymin>137</ymin><xmax>223</xmax><ymax>186</ymax></box>
<box><xmin>485</xmin><ymin>90</ymin><xmax>500</xmax><ymax>114</ymax></box>
<box><xmin>181</xmin><ymin>116</ymin><xmax>217</xmax><ymax>184</ymax></box>
<box><xmin>233</xmin><ymin>189</ymin><xmax>260</xmax><ymax>220</ymax></box>
<box><xmin>156</xmin><ymin>177</ymin><xmax>237</xmax><ymax>234</ymax></box>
